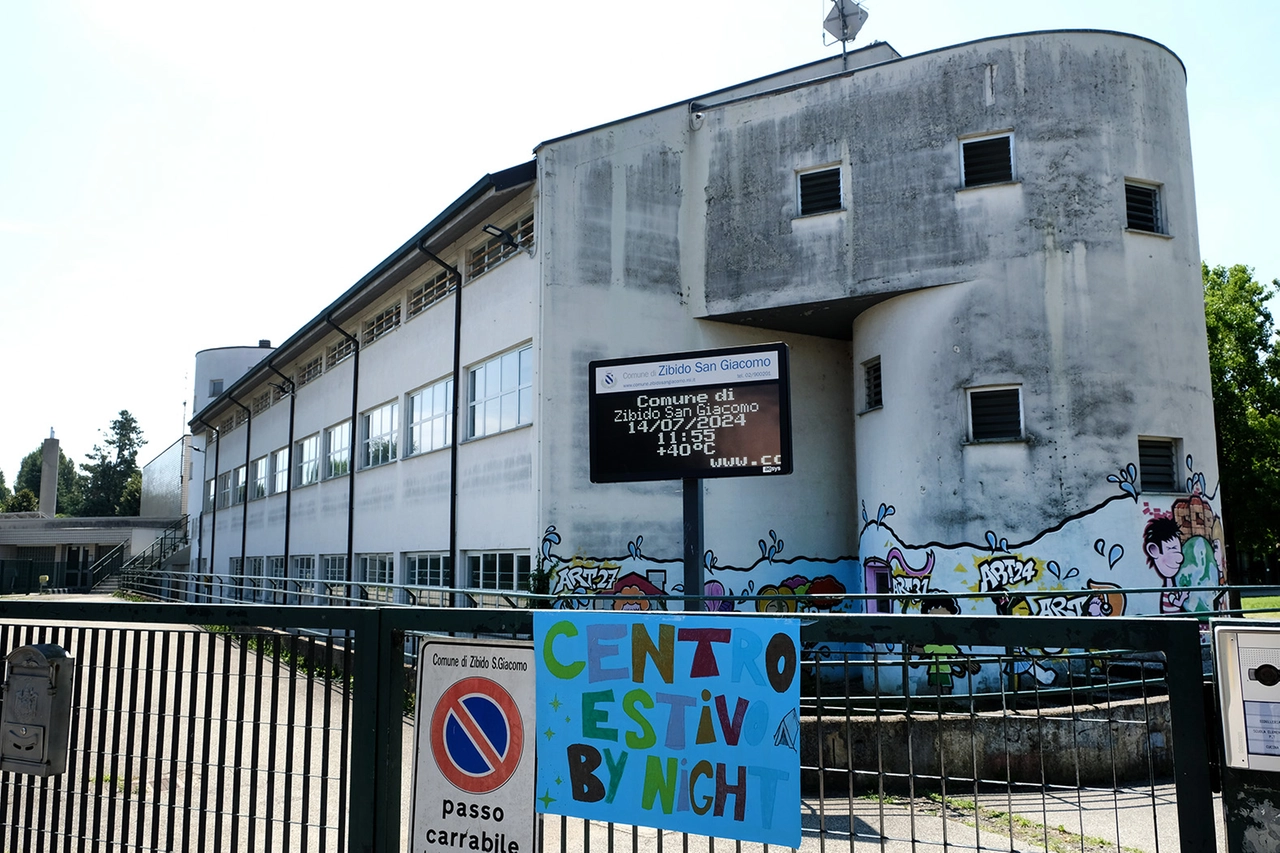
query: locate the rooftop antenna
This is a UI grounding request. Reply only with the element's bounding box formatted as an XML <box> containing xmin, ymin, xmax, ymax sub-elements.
<box><xmin>823</xmin><ymin>0</ymin><xmax>869</xmax><ymax>69</ymax></box>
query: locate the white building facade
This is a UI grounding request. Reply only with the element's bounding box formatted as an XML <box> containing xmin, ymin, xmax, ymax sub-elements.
<box><xmin>188</xmin><ymin>31</ymin><xmax>1221</xmax><ymax>624</ymax></box>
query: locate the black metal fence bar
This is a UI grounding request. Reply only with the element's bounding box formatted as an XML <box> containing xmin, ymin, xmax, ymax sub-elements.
<box><xmin>1</xmin><ymin>603</ymin><xmax>1214</xmax><ymax>852</ymax></box>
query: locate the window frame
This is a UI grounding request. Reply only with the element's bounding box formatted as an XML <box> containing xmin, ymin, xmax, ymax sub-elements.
<box><xmin>967</xmin><ymin>385</ymin><xmax>1024</xmax><ymax>442</ymax></box>
<box><xmin>296</xmin><ymin>434</ymin><xmax>320</xmax><ymax>486</ymax></box>
<box><xmin>360</xmin><ymin>401</ymin><xmax>399</xmax><ymax>469</ymax></box>
<box><xmin>863</xmin><ymin>357</ymin><xmax>883</xmax><ymax>411</ymax></box>
<box><xmin>467</xmin><ymin>214</ymin><xmax>534</xmax><ymax>278</ymax></box>
<box><xmin>271</xmin><ymin>447</ymin><xmax>289</xmax><ymax>494</ymax></box>
<box><xmin>325</xmin><ymin>420</ymin><xmax>352</xmax><ymax>478</ymax></box>
<box><xmin>322</xmin><ymin>554</ymin><xmax>347</xmax><ymax>603</ymax></box>
<box><xmin>1138</xmin><ymin>436</ymin><xmax>1182</xmax><ymax>493</ymax></box>
<box><xmin>359</xmin><ymin>553</ymin><xmax>395</xmax><ymax>603</ymax></box>
<box><xmin>796</xmin><ymin>165</ymin><xmax>844</xmax><ymax>216</ymax></box>
<box><xmin>960</xmin><ymin>132</ymin><xmax>1015</xmax><ymax>188</ymax></box>
<box><xmin>408</xmin><ymin>377</ymin><xmax>454</xmax><ymax>456</ymax></box>
<box><xmin>467</xmin><ymin>345</ymin><xmax>533</xmax><ymax>440</ymax></box>
<box><xmin>467</xmin><ymin>550</ymin><xmax>531</xmax><ymax>593</ymax></box>
<box><xmin>1125</xmin><ymin>180</ymin><xmax>1165</xmax><ymax>234</ymax></box>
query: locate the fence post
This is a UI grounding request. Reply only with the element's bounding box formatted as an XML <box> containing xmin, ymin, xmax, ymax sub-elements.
<box><xmin>348</xmin><ymin>607</ymin><xmax>404</xmax><ymax>853</ymax></box>
<box><xmin>1164</xmin><ymin>619</ymin><xmax>1217</xmax><ymax>851</ymax></box>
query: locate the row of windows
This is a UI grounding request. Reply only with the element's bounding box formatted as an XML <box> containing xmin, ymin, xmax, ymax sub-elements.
<box><xmin>206</xmin><ymin>346</ymin><xmax>532</xmax><ymax>505</ymax></box>
<box><xmin>797</xmin><ymin>133</ymin><xmax>1168</xmax><ymax>234</ymax></box>
<box><xmin>861</xmin><ymin>358</ymin><xmax>1182</xmax><ymax>492</ymax></box>
<box><xmin>211</xmin><ymin>550</ymin><xmax>530</xmax><ymax>602</ymax></box>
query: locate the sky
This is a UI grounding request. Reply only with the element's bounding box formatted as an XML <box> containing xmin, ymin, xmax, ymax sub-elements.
<box><xmin>1</xmin><ymin>0</ymin><xmax>1277</xmax><ymax>487</ymax></box>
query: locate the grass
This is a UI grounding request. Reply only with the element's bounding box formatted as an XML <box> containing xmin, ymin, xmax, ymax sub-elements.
<box><xmin>1242</xmin><ymin>594</ymin><xmax>1280</xmax><ymax>619</ymax></box>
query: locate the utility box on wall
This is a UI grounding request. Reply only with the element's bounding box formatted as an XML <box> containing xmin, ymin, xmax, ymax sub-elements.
<box><xmin>1214</xmin><ymin>623</ymin><xmax>1280</xmax><ymax>773</ymax></box>
<box><xmin>1</xmin><ymin>644</ymin><xmax>75</xmax><ymax>777</ymax></box>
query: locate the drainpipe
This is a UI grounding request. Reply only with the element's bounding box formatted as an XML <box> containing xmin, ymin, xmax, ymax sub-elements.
<box><xmin>416</xmin><ymin>240</ymin><xmax>464</xmax><ymax>590</ymax></box>
<box><xmin>325</xmin><ymin>316</ymin><xmax>360</xmax><ymax>604</ymax></box>
<box><xmin>268</xmin><ymin>365</ymin><xmax>296</xmax><ymax>584</ymax></box>
<box><xmin>196</xmin><ymin>417</ymin><xmax>220</xmax><ymax>603</ymax></box>
<box><xmin>228</xmin><ymin>396</ymin><xmax>252</xmax><ymax>602</ymax></box>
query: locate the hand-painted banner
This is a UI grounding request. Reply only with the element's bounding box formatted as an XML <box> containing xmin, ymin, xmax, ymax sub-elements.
<box><xmin>533</xmin><ymin>611</ymin><xmax>800</xmax><ymax>847</ymax></box>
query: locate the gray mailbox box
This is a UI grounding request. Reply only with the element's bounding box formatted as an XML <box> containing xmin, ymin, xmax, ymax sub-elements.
<box><xmin>2</xmin><ymin>643</ymin><xmax>75</xmax><ymax>777</ymax></box>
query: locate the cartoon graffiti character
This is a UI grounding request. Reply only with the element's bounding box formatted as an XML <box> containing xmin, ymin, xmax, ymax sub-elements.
<box><xmin>908</xmin><ymin>597</ymin><xmax>980</xmax><ymax>694</ymax></box>
<box><xmin>1143</xmin><ymin>516</ymin><xmax>1188</xmax><ymax>613</ymax></box>
<box><xmin>995</xmin><ymin>595</ymin><xmax>1059</xmax><ymax>687</ymax></box>
<box><xmin>608</xmin><ymin>572</ymin><xmax>664</xmax><ymax>611</ymax></box>
<box><xmin>1082</xmin><ymin>580</ymin><xmax>1126</xmax><ymax>617</ymax></box>
<box><xmin>755</xmin><ymin>574</ymin><xmax>847</xmax><ymax>613</ymax></box>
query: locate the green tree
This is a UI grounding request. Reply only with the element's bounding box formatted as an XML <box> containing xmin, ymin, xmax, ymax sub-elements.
<box><xmin>3</xmin><ymin>488</ymin><xmax>38</xmax><ymax>513</ymax></box>
<box><xmin>116</xmin><ymin>470</ymin><xmax>142</xmax><ymax>517</ymax></box>
<box><xmin>80</xmin><ymin>410</ymin><xmax>147</xmax><ymax>517</ymax></box>
<box><xmin>1203</xmin><ymin>262</ymin><xmax>1280</xmax><ymax>580</ymax></box>
<box><xmin>15</xmin><ymin>447</ymin><xmax>85</xmax><ymax>516</ymax></box>
<box><xmin>0</xmin><ymin>469</ymin><xmax>9</xmax><ymax>503</ymax></box>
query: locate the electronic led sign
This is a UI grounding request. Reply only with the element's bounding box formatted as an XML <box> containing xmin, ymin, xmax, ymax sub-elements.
<box><xmin>588</xmin><ymin>343</ymin><xmax>792</xmax><ymax>483</ymax></box>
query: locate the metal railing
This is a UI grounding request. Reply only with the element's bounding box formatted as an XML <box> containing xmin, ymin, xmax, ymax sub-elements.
<box><xmin>0</xmin><ymin>601</ymin><xmax>1215</xmax><ymax>853</ymax></box>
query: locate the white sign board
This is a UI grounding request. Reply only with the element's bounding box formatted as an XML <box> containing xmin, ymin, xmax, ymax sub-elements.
<box><xmin>411</xmin><ymin>639</ymin><xmax>536</xmax><ymax>853</ymax></box>
<box><xmin>1214</xmin><ymin>621</ymin><xmax>1280</xmax><ymax>773</ymax></box>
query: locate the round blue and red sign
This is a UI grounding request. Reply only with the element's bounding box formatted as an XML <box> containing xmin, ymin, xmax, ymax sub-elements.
<box><xmin>429</xmin><ymin>676</ymin><xmax>524</xmax><ymax>794</ymax></box>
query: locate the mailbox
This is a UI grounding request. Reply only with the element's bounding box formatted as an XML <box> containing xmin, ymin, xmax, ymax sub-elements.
<box><xmin>1</xmin><ymin>643</ymin><xmax>74</xmax><ymax>776</ymax></box>
<box><xmin>1214</xmin><ymin>622</ymin><xmax>1280</xmax><ymax>773</ymax></box>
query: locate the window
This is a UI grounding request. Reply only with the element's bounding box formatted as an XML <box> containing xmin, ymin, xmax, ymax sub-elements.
<box><xmin>468</xmin><ymin>214</ymin><xmax>534</xmax><ymax>278</ymax></box>
<box><xmin>863</xmin><ymin>358</ymin><xmax>883</xmax><ymax>410</ymax></box>
<box><xmin>209</xmin><ymin>379</ymin><xmax>224</xmax><ymax>397</ymax></box>
<box><xmin>322</xmin><ymin>555</ymin><xmax>347</xmax><ymax>603</ymax></box>
<box><xmin>961</xmin><ymin>134</ymin><xmax>1013</xmax><ymax>187</ymax></box>
<box><xmin>866</xmin><ymin>565</ymin><xmax>892</xmax><ymax>614</ymax></box>
<box><xmin>407</xmin><ymin>552</ymin><xmax>454</xmax><ymax>587</ymax></box>
<box><xmin>272</xmin><ymin>447</ymin><xmax>289</xmax><ymax>494</ymax></box>
<box><xmin>250</xmin><ymin>456</ymin><xmax>269</xmax><ymax>499</ymax></box>
<box><xmin>1125</xmin><ymin>181</ymin><xmax>1163</xmax><ymax>233</ymax></box>
<box><xmin>218</xmin><ymin>472</ymin><xmax>233</xmax><ymax>508</ymax></box>
<box><xmin>246</xmin><ymin>556</ymin><xmax>264</xmax><ymax>602</ymax></box>
<box><xmin>968</xmin><ymin>387</ymin><xmax>1022</xmax><ymax>441</ymax></box>
<box><xmin>233</xmin><ymin>465</ymin><xmax>247</xmax><ymax>504</ymax></box>
<box><xmin>251</xmin><ymin>391</ymin><xmax>271</xmax><ymax>415</ymax></box>
<box><xmin>363</xmin><ymin>302</ymin><xmax>402</xmax><ymax>345</ymax></box>
<box><xmin>268</xmin><ymin>556</ymin><xmax>286</xmax><ymax>604</ymax></box>
<box><xmin>361</xmin><ymin>402</ymin><xmax>399</xmax><ymax>468</ymax></box>
<box><xmin>798</xmin><ymin>166</ymin><xmax>842</xmax><ymax>216</ymax></box>
<box><xmin>468</xmin><ymin>345</ymin><xmax>533</xmax><ymax>439</ymax></box>
<box><xmin>408</xmin><ymin>269</ymin><xmax>454</xmax><ymax>319</ymax></box>
<box><xmin>292</xmin><ymin>555</ymin><xmax>316</xmax><ymax>605</ymax></box>
<box><xmin>228</xmin><ymin>557</ymin><xmax>243</xmax><ymax>601</ymax></box>
<box><xmin>296</xmin><ymin>434</ymin><xmax>320</xmax><ymax>486</ymax></box>
<box><xmin>206</xmin><ymin>478</ymin><xmax>215</xmax><ymax>508</ymax></box>
<box><xmin>326</xmin><ymin>421</ymin><xmax>351</xmax><ymax>478</ymax></box>
<box><xmin>360</xmin><ymin>553</ymin><xmax>394</xmax><ymax>603</ymax></box>
<box><xmin>1139</xmin><ymin>437</ymin><xmax>1180</xmax><ymax>492</ymax></box>
<box><xmin>408</xmin><ymin>378</ymin><xmax>453</xmax><ymax>455</ymax></box>
<box><xmin>297</xmin><ymin>356</ymin><xmax>323</xmax><ymax>387</ymax></box>
<box><xmin>327</xmin><ymin>337</ymin><xmax>355</xmax><ymax>369</ymax></box>
<box><xmin>468</xmin><ymin>551</ymin><xmax>531</xmax><ymax>592</ymax></box>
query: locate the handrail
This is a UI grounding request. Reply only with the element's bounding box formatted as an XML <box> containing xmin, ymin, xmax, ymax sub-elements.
<box><xmin>87</xmin><ymin>542</ymin><xmax>128</xmax><ymax>589</ymax></box>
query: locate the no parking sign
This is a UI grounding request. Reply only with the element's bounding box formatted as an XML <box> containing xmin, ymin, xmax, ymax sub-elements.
<box><xmin>411</xmin><ymin>639</ymin><xmax>535</xmax><ymax>853</ymax></box>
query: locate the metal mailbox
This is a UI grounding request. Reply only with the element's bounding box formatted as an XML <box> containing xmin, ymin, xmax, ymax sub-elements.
<box><xmin>1</xmin><ymin>643</ymin><xmax>75</xmax><ymax>776</ymax></box>
<box><xmin>1214</xmin><ymin>622</ymin><xmax>1280</xmax><ymax>773</ymax></box>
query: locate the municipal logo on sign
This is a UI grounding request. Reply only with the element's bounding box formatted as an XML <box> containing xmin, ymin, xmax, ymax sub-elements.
<box><xmin>430</xmin><ymin>677</ymin><xmax>524</xmax><ymax>794</ymax></box>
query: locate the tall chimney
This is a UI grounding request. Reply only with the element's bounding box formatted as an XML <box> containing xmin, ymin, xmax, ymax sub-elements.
<box><xmin>39</xmin><ymin>431</ymin><xmax>59</xmax><ymax>516</ymax></box>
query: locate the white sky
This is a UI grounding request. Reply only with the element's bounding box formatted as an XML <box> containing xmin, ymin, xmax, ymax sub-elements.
<box><xmin>1</xmin><ymin>1</ymin><xmax>1276</xmax><ymax>484</ymax></box>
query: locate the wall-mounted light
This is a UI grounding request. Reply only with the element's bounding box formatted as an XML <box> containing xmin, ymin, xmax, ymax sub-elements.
<box><xmin>482</xmin><ymin>223</ymin><xmax>519</xmax><ymax>250</ymax></box>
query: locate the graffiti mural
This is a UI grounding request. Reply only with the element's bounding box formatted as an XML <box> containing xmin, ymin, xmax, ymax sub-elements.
<box><xmin>537</xmin><ymin>525</ymin><xmax>857</xmax><ymax>617</ymax></box>
<box><xmin>858</xmin><ymin>455</ymin><xmax>1222</xmax><ymax>695</ymax></box>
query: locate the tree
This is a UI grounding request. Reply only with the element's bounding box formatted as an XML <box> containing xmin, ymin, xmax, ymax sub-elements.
<box><xmin>80</xmin><ymin>410</ymin><xmax>147</xmax><ymax>517</ymax></box>
<box><xmin>15</xmin><ymin>446</ymin><xmax>85</xmax><ymax>516</ymax></box>
<box><xmin>1202</xmin><ymin>262</ymin><xmax>1280</xmax><ymax>581</ymax></box>
<box><xmin>117</xmin><ymin>470</ymin><xmax>142</xmax><ymax>517</ymax></box>
<box><xmin>3</xmin><ymin>488</ymin><xmax>38</xmax><ymax>513</ymax></box>
<box><xmin>0</xmin><ymin>469</ymin><xmax>9</xmax><ymax>503</ymax></box>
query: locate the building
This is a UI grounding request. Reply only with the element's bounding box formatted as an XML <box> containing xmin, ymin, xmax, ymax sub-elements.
<box><xmin>182</xmin><ymin>30</ymin><xmax>1221</xmax><ymax>627</ymax></box>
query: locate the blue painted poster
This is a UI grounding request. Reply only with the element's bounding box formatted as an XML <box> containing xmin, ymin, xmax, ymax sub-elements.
<box><xmin>533</xmin><ymin>611</ymin><xmax>800</xmax><ymax>847</ymax></box>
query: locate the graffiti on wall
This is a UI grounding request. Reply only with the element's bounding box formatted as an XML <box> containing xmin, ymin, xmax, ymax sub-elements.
<box><xmin>537</xmin><ymin>525</ymin><xmax>857</xmax><ymax>616</ymax></box>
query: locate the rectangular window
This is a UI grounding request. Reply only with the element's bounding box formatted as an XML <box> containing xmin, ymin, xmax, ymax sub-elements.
<box><xmin>296</xmin><ymin>434</ymin><xmax>320</xmax><ymax>486</ymax></box>
<box><xmin>408</xmin><ymin>378</ymin><xmax>453</xmax><ymax>455</ymax></box>
<box><xmin>1139</xmin><ymin>437</ymin><xmax>1180</xmax><ymax>492</ymax></box>
<box><xmin>250</xmin><ymin>456</ymin><xmax>269</xmax><ymax>499</ymax></box>
<box><xmin>251</xmin><ymin>391</ymin><xmax>271</xmax><ymax>415</ymax></box>
<box><xmin>272</xmin><ymin>447</ymin><xmax>289</xmax><ymax>494</ymax></box>
<box><xmin>206</xmin><ymin>478</ymin><xmax>216</xmax><ymax>508</ymax></box>
<box><xmin>267</xmin><ymin>556</ymin><xmax>286</xmax><ymax>604</ymax></box>
<box><xmin>968</xmin><ymin>387</ymin><xmax>1022</xmax><ymax>441</ymax></box>
<box><xmin>322</xmin><ymin>555</ymin><xmax>347</xmax><ymax>604</ymax></box>
<box><xmin>468</xmin><ymin>345</ymin><xmax>533</xmax><ymax>439</ymax></box>
<box><xmin>408</xmin><ymin>269</ymin><xmax>454</xmax><ymax>318</ymax></box>
<box><xmin>326</xmin><ymin>421</ymin><xmax>351</xmax><ymax>478</ymax></box>
<box><xmin>363</xmin><ymin>302</ymin><xmax>402</xmax><ymax>346</ymax></box>
<box><xmin>1125</xmin><ymin>181</ymin><xmax>1163</xmax><ymax>233</ymax></box>
<box><xmin>297</xmin><ymin>355</ymin><xmax>323</xmax><ymax>387</ymax></box>
<box><xmin>246</xmin><ymin>556</ymin><xmax>264</xmax><ymax>602</ymax></box>
<box><xmin>468</xmin><ymin>551</ymin><xmax>531</xmax><ymax>592</ymax></box>
<box><xmin>326</xmin><ymin>337</ymin><xmax>355</xmax><ymax>369</ymax></box>
<box><xmin>864</xmin><ymin>357</ymin><xmax>883</xmax><ymax>410</ymax></box>
<box><xmin>209</xmin><ymin>379</ymin><xmax>224</xmax><ymax>397</ymax></box>
<box><xmin>468</xmin><ymin>214</ymin><xmax>534</xmax><ymax>278</ymax></box>
<box><xmin>228</xmin><ymin>557</ymin><xmax>243</xmax><ymax>600</ymax></box>
<box><xmin>360</xmin><ymin>553</ymin><xmax>395</xmax><ymax>603</ymax></box>
<box><xmin>233</xmin><ymin>465</ymin><xmax>247</xmax><ymax>504</ymax></box>
<box><xmin>798</xmin><ymin>166</ymin><xmax>842</xmax><ymax>216</ymax></box>
<box><xmin>361</xmin><ymin>401</ymin><xmax>399</xmax><ymax>468</ymax></box>
<box><xmin>962</xmin><ymin>134</ymin><xmax>1013</xmax><ymax>187</ymax></box>
<box><xmin>292</xmin><ymin>555</ymin><xmax>316</xmax><ymax>605</ymax></box>
<box><xmin>407</xmin><ymin>552</ymin><xmax>454</xmax><ymax>587</ymax></box>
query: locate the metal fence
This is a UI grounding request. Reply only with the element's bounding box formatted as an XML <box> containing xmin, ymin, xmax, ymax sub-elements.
<box><xmin>0</xmin><ymin>601</ymin><xmax>1215</xmax><ymax>852</ymax></box>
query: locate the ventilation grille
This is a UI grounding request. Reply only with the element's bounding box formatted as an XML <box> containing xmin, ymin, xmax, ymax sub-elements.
<box><xmin>962</xmin><ymin>137</ymin><xmax>1013</xmax><ymax>187</ymax></box>
<box><xmin>970</xmin><ymin>389</ymin><xmax>1021</xmax><ymax>440</ymax></box>
<box><xmin>1139</xmin><ymin>438</ymin><xmax>1178</xmax><ymax>492</ymax></box>
<box><xmin>799</xmin><ymin>168</ymin><xmax>842</xmax><ymax>215</ymax></box>
<box><xmin>1126</xmin><ymin>183</ymin><xmax>1161</xmax><ymax>233</ymax></box>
